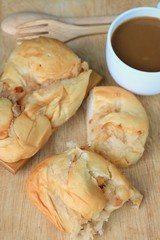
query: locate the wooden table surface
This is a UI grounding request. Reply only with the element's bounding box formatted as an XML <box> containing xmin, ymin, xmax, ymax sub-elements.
<box><xmin>0</xmin><ymin>1</ymin><xmax>160</xmax><ymax>240</ymax></box>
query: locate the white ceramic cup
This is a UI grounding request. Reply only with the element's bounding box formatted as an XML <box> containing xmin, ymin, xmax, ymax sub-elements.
<box><xmin>106</xmin><ymin>6</ymin><xmax>160</xmax><ymax>95</ymax></box>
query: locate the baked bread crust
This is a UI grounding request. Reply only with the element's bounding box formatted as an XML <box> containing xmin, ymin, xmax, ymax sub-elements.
<box><xmin>0</xmin><ymin>38</ymin><xmax>91</xmax><ymax>162</ymax></box>
<box><xmin>86</xmin><ymin>86</ymin><xmax>149</xmax><ymax>168</ymax></box>
<box><xmin>26</xmin><ymin>147</ymin><xmax>142</xmax><ymax>239</ymax></box>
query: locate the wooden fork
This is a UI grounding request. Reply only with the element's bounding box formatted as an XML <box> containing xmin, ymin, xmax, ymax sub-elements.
<box><xmin>1</xmin><ymin>12</ymin><xmax>117</xmax><ymax>35</ymax></box>
<box><xmin>16</xmin><ymin>19</ymin><xmax>110</xmax><ymax>42</ymax></box>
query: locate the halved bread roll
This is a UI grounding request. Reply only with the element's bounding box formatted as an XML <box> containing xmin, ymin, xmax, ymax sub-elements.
<box><xmin>26</xmin><ymin>147</ymin><xmax>142</xmax><ymax>240</ymax></box>
<box><xmin>0</xmin><ymin>37</ymin><xmax>91</xmax><ymax>163</ymax></box>
<box><xmin>86</xmin><ymin>86</ymin><xmax>149</xmax><ymax>168</ymax></box>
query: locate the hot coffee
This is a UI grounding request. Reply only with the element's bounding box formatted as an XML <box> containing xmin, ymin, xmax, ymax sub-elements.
<box><xmin>111</xmin><ymin>17</ymin><xmax>160</xmax><ymax>72</ymax></box>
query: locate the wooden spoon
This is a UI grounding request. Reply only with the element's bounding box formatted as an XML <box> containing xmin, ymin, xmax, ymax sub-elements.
<box><xmin>1</xmin><ymin>12</ymin><xmax>116</xmax><ymax>35</ymax></box>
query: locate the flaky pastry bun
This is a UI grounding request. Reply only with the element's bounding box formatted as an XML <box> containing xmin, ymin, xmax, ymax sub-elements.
<box><xmin>26</xmin><ymin>147</ymin><xmax>142</xmax><ymax>240</ymax></box>
<box><xmin>0</xmin><ymin>37</ymin><xmax>91</xmax><ymax>162</ymax></box>
<box><xmin>86</xmin><ymin>86</ymin><xmax>149</xmax><ymax>168</ymax></box>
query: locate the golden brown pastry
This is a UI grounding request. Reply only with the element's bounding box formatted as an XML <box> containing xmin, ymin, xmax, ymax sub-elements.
<box><xmin>0</xmin><ymin>37</ymin><xmax>91</xmax><ymax>162</ymax></box>
<box><xmin>86</xmin><ymin>86</ymin><xmax>149</xmax><ymax>168</ymax></box>
<box><xmin>27</xmin><ymin>147</ymin><xmax>142</xmax><ymax>240</ymax></box>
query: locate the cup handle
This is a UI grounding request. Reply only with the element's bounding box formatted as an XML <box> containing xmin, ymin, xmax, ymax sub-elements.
<box><xmin>156</xmin><ymin>2</ymin><xmax>160</xmax><ymax>8</ymax></box>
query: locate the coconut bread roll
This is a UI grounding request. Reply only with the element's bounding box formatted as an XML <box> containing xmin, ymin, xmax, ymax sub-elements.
<box><xmin>0</xmin><ymin>37</ymin><xmax>91</xmax><ymax>162</ymax></box>
<box><xmin>26</xmin><ymin>147</ymin><xmax>142</xmax><ymax>240</ymax></box>
<box><xmin>86</xmin><ymin>86</ymin><xmax>149</xmax><ymax>168</ymax></box>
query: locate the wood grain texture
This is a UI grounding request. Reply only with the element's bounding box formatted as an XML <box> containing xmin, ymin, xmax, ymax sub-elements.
<box><xmin>0</xmin><ymin>0</ymin><xmax>160</xmax><ymax>240</ymax></box>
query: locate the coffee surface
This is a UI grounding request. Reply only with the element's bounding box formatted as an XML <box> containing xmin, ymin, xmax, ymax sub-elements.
<box><xmin>111</xmin><ymin>17</ymin><xmax>160</xmax><ymax>72</ymax></box>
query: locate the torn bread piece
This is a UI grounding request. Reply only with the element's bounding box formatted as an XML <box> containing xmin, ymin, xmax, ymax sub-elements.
<box><xmin>26</xmin><ymin>147</ymin><xmax>142</xmax><ymax>240</ymax></box>
<box><xmin>86</xmin><ymin>86</ymin><xmax>149</xmax><ymax>168</ymax></box>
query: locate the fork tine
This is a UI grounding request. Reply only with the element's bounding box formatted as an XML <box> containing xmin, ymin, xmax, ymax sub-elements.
<box><xmin>17</xmin><ymin>35</ymin><xmax>39</xmax><ymax>42</ymax></box>
<box><xmin>17</xmin><ymin>26</ymin><xmax>48</xmax><ymax>35</ymax></box>
<box><xmin>17</xmin><ymin>32</ymin><xmax>49</xmax><ymax>42</ymax></box>
<box><xmin>16</xmin><ymin>19</ymin><xmax>49</xmax><ymax>29</ymax></box>
<box><xmin>16</xmin><ymin>20</ymin><xmax>49</xmax><ymax>40</ymax></box>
